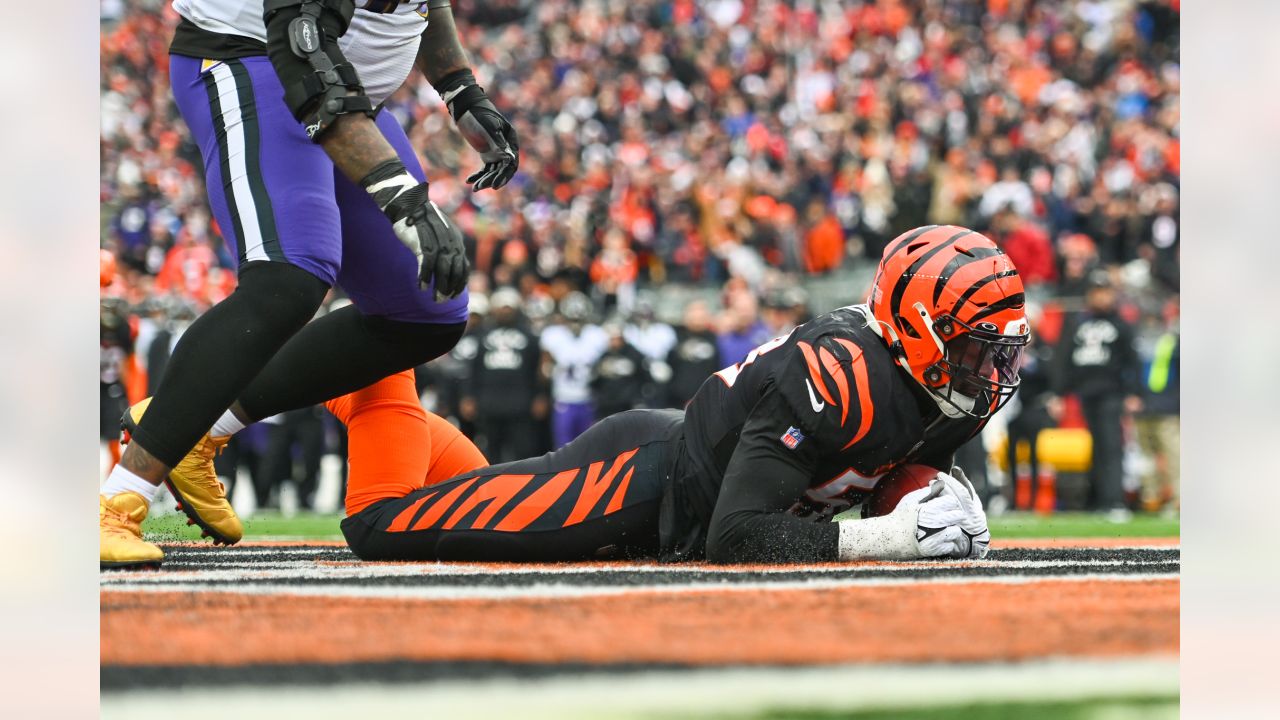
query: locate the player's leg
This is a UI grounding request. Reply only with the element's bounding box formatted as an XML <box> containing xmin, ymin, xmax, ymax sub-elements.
<box><xmin>103</xmin><ymin>55</ymin><xmax>342</xmax><ymax>564</ymax></box>
<box><xmin>325</xmin><ymin>370</ymin><xmax>488</xmax><ymax>515</ymax></box>
<box><xmin>229</xmin><ymin>110</ymin><xmax>469</xmax><ymax>425</ymax></box>
<box><xmin>341</xmin><ymin>409</ymin><xmax>684</xmax><ymax>562</ymax></box>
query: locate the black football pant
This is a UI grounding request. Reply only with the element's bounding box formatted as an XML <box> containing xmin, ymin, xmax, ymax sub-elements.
<box><xmin>1081</xmin><ymin>393</ymin><xmax>1126</xmax><ymax>511</ymax></box>
<box><xmin>342</xmin><ymin>409</ymin><xmax>684</xmax><ymax>562</ymax></box>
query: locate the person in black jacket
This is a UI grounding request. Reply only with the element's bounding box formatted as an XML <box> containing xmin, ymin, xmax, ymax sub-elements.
<box><xmin>1002</xmin><ymin>324</ymin><xmax>1060</xmax><ymax>509</ymax></box>
<box><xmin>591</xmin><ymin>322</ymin><xmax>652</xmax><ymax>419</ymax></box>
<box><xmin>1050</xmin><ymin>271</ymin><xmax>1143</xmax><ymax>517</ymax></box>
<box><xmin>666</xmin><ymin>301</ymin><xmax>722</xmax><ymax>408</ymax></box>
<box><xmin>464</xmin><ymin>287</ymin><xmax>546</xmax><ymax>463</ymax></box>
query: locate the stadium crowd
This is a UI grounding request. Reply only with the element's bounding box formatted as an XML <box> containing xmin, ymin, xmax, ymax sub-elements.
<box><xmin>101</xmin><ymin>0</ymin><xmax>1179</xmax><ymax>516</ymax></box>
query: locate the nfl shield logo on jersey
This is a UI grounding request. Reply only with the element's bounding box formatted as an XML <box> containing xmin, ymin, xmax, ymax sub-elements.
<box><xmin>780</xmin><ymin>426</ymin><xmax>806</xmax><ymax>450</ymax></box>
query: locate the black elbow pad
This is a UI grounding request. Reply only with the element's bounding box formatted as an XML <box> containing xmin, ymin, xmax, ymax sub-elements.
<box><xmin>263</xmin><ymin>0</ymin><xmax>372</xmax><ymax>140</ymax></box>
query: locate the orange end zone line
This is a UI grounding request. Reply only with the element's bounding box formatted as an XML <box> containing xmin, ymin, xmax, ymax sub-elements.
<box><xmin>101</xmin><ymin>579</ymin><xmax>1179</xmax><ymax>668</ymax></box>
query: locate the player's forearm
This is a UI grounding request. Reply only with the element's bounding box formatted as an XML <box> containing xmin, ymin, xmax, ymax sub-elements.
<box><xmin>705</xmin><ymin>510</ymin><xmax>839</xmax><ymax>564</ymax></box>
<box><xmin>318</xmin><ymin>114</ymin><xmax>401</xmax><ymax>184</ymax></box>
<box><xmin>416</xmin><ymin>2</ymin><xmax>470</xmax><ymax>84</ymax></box>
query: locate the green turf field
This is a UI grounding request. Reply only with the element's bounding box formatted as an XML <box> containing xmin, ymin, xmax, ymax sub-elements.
<box><xmin>144</xmin><ymin>509</ymin><xmax>1178</xmax><ymax>543</ymax></box>
<box><xmin>705</xmin><ymin>696</ymin><xmax>1178</xmax><ymax>720</ymax></box>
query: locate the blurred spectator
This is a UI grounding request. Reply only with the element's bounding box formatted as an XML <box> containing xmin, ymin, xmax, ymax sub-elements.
<box><xmin>623</xmin><ymin>298</ymin><xmax>677</xmax><ymax>406</ymax></box>
<box><xmin>988</xmin><ymin>207</ymin><xmax>1057</xmax><ymax>287</ymax></box>
<box><xmin>802</xmin><ymin>200</ymin><xmax>845</xmax><ymax>275</ymax></box>
<box><xmin>590</xmin><ymin>228</ymin><xmax>639</xmax><ymax>315</ymax></box>
<box><xmin>465</xmin><ymin>287</ymin><xmax>546</xmax><ymax>463</ymax></box>
<box><xmin>431</xmin><ymin>293</ymin><xmax>488</xmax><ymax>437</ymax></box>
<box><xmin>717</xmin><ymin>288</ymin><xmax>771</xmax><ymax>365</ymax></box>
<box><xmin>591</xmin><ymin>322</ymin><xmax>653</xmax><ymax>419</ymax></box>
<box><xmin>257</xmin><ymin>408</ymin><xmax>326</xmax><ymax>512</ymax></box>
<box><xmin>1137</xmin><ymin>182</ymin><xmax>1180</xmax><ymax>292</ymax></box>
<box><xmin>666</xmin><ymin>300</ymin><xmax>722</xmax><ymax>409</ymax></box>
<box><xmin>541</xmin><ymin>292</ymin><xmax>608</xmax><ymax>448</ymax></box>
<box><xmin>1051</xmin><ymin>271</ymin><xmax>1144</xmax><ymax>519</ymax></box>
<box><xmin>100</xmin><ymin>297</ymin><xmax>134</xmax><ymax>468</ymax></box>
<box><xmin>1135</xmin><ymin>296</ymin><xmax>1179</xmax><ymax>513</ymax></box>
<box><xmin>1003</xmin><ymin>307</ymin><xmax>1061</xmax><ymax>509</ymax></box>
<box><xmin>623</xmin><ymin>298</ymin><xmax>677</xmax><ymax>363</ymax></box>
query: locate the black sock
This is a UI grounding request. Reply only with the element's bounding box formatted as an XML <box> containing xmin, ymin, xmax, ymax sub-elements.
<box><xmin>236</xmin><ymin>305</ymin><xmax>465</xmax><ymax>421</ymax></box>
<box><xmin>130</xmin><ymin>262</ymin><xmax>328</xmax><ymax>468</ymax></box>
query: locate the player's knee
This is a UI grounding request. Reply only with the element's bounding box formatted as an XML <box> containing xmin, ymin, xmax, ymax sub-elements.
<box><xmin>363</xmin><ymin>316</ymin><xmax>466</xmax><ymax>366</ymax></box>
<box><xmin>235</xmin><ymin>261</ymin><xmax>329</xmax><ymax>332</ymax></box>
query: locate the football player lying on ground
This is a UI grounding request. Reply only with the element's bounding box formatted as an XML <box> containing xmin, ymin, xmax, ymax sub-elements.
<box><xmin>331</xmin><ymin>226</ymin><xmax>1030</xmax><ymax>564</ymax></box>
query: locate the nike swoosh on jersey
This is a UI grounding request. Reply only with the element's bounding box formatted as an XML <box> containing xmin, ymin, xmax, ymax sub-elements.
<box><xmin>805</xmin><ymin>379</ymin><xmax>826</xmax><ymax>412</ymax></box>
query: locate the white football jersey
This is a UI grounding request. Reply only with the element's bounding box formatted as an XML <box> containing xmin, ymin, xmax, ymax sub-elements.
<box><xmin>540</xmin><ymin>324</ymin><xmax>609</xmax><ymax>404</ymax></box>
<box><xmin>173</xmin><ymin>0</ymin><xmax>428</xmax><ymax>105</ymax></box>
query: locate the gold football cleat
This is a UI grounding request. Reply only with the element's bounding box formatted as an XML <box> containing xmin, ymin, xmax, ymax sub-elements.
<box><xmin>100</xmin><ymin>492</ymin><xmax>164</xmax><ymax>570</ymax></box>
<box><xmin>122</xmin><ymin>398</ymin><xmax>242</xmax><ymax>545</ymax></box>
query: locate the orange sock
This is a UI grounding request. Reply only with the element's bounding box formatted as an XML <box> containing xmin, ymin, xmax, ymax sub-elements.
<box><xmin>326</xmin><ymin>371</ymin><xmax>487</xmax><ymax>515</ymax></box>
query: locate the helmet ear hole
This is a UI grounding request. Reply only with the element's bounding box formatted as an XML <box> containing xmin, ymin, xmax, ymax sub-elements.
<box><xmin>894</xmin><ymin>316</ymin><xmax>921</xmax><ymax>339</ymax></box>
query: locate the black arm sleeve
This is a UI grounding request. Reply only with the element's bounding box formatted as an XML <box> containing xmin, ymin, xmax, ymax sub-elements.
<box><xmin>704</xmin><ymin>390</ymin><xmax>840</xmax><ymax>564</ymax></box>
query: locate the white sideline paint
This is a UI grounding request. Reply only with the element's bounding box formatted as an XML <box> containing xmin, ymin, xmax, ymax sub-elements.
<box><xmin>99</xmin><ymin>557</ymin><xmax>1178</xmax><ymax>586</ymax></box>
<box><xmin>100</xmin><ymin>657</ymin><xmax>1179</xmax><ymax>720</ymax></box>
<box><xmin>102</xmin><ymin>571</ymin><xmax>1180</xmax><ymax>601</ymax></box>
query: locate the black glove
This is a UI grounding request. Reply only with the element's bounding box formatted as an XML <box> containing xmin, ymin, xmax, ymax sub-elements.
<box><xmin>361</xmin><ymin>159</ymin><xmax>469</xmax><ymax>300</ymax></box>
<box><xmin>435</xmin><ymin>69</ymin><xmax>519</xmax><ymax>191</ymax></box>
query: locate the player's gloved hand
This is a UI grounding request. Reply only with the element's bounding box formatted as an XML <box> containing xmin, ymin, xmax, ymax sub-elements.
<box><xmin>360</xmin><ymin>159</ymin><xmax>469</xmax><ymax>299</ymax></box>
<box><xmin>435</xmin><ymin>69</ymin><xmax>519</xmax><ymax>191</ymax></box>
<box><xmin>914</xmin><ymin>471</ymin><xmax>990</xmax><ymax>560</ymax></box>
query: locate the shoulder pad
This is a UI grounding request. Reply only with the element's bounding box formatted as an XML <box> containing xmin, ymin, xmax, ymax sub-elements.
<box><xmin>774</xmin><ymin>331</ymin><xmax>878</xmax><ymax>453</ymax></box>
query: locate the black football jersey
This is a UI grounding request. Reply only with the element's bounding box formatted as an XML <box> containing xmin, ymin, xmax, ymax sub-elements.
<box><xmin>668</xmin><ymin>305</ymin><xmax>987</xmax><ymax>562</ymax></box>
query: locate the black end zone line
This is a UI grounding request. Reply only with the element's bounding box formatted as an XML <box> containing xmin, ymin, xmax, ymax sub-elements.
<box><xmin>102</xmin><ymin>660</ymin><xmax>704</xmax><ymax>692</ymax></box>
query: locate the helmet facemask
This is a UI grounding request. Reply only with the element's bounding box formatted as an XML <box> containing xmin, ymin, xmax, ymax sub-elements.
<box><xmin>922</xmin><ymin>312</ymin><xmax>1028</xmax><ymax>419</ymax></box>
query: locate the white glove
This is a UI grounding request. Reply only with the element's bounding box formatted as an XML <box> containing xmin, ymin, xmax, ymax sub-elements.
<box><xmin>915</xmin><ymin>469</ymin><xmax>990</xmax><ymax>559</ymax></box>
<box><xmin>835</xmin><ymin>482</ymin><xmax>936</xmax><ymax>561</ymax></box>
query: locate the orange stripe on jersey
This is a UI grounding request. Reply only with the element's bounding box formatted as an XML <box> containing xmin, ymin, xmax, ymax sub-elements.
<box><xmin>565</xmin><ymin>448</ymin><xmax>639</xmax><ymax>526</ymax></box>
<box><xmin>797</xmin><ymin>341</ymin><xmax>835</xmax><ymax>405</ymax></box>
<box><xmin>385</xmin><ymin>490</ymin><xmax>438</xmax><ymax>533</ymax></box>
<box><xmin>410</xmin><ymin>477</ymin><xmax>477</xmax><ymax>531</ymax></box>
<box><xmin>442</xmin><ymin>474</ymin><xmax>535</xmax><ymax>530</ymax></box>
<box><xmin>819</xmin><ymin>345</ymin><xmax>850</xmax><ymax>427</ymax></box>
<box><xmin>604</xmin><ymin>466</ymin><xmax>636</xmax><ymax>515</ymax></box>
<box><xmin>838</xmin><ymin>340</ymin><xmax>875</xmax><ymax>450</ymax></box>
<box><xmin>492</xmin><ymin>469</ymin><xmax>578</xmax><ymax>532</ymax></box>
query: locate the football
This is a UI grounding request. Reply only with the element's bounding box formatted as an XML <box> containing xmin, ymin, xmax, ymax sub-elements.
<box><xmin>861</xmin><ymin>464</ymin><xmax>940</xmax><ymax>518</ymax></box>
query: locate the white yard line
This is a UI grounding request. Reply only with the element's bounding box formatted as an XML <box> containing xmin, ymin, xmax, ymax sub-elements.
<box><xmin>99</xmin><ymin>556</ymin><xmax>1178</xmax><ymax>586</ymax></box>
<box><xmin>101</xmin><ymin>571</ymin><xmax>1180</xmax><ymax>601</ymax></box>
<box><xmin>101</xmin><ymin>656</ymin><xmax>1178</xmax><ymax>720</ymax></box>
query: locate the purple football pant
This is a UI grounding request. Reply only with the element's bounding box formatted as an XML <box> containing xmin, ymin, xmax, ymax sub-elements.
<box><xmin>169</xmin><ymin>54</ymin><xmax>467</xmax><ymax>324</ymax></box>
<box><xmin>552</xmin><ymin>401</ymin><xmax>596</xmax><ymax>449</ymax></box>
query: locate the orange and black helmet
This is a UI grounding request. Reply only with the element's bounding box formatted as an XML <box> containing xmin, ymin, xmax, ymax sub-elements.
<box><xmin>867</xmin><ymin>225</ymin><xmax>1029</xmax><ymax>418</ymax></box>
